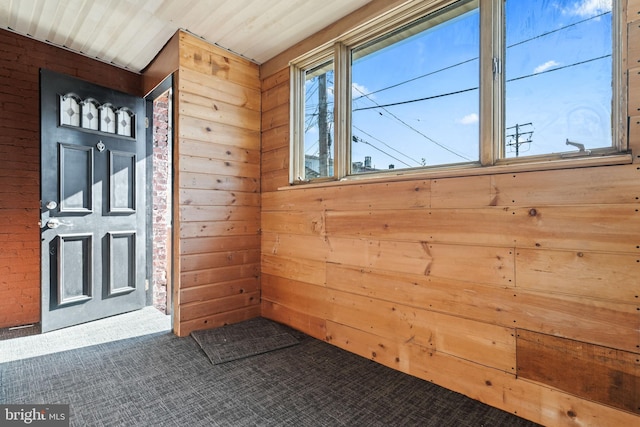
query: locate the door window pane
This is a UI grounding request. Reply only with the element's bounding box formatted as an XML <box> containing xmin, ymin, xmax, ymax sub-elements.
<box><xmin>351</xmin><ymin>0</ymin><xmax>479</xmax><ymax>174</ymax></box>
<box><xmin>504</xmin><ymin>0</ymin><xmax>613</xmax><ymax>158</ymax></box>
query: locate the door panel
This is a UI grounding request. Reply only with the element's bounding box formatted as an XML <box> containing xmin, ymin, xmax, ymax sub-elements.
<box><xmin>57</xmin><ymin>233</ymin><xmax>93</xmax><ymax>305</ymax></box>
<box><xmin>107</xmin><ymin>231</ymin><xmax>137</xmax><ymax>295</ymax></box>
<box><xmin>110</xmin><ymin>151</ymin><xmax>136</xmax><ymax>212</ymax></box>
<box><xmin>60</xmin><ymin>144</ymin><xmax>93</xmax><ymax>212</ymax></box>
<box><xmin>40</xmin><ymin>69</ymin><xmax>146</xmax><ymax>332</ymax></box>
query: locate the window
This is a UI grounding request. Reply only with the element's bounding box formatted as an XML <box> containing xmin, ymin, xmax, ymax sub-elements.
<box><xmin>303</xmin><ymin>61</ymin><xmax>335</xmax><ymax>179</ymax></box>
<box><xmin>504</xmin><ymin>0</ymin><xmax>614</xmax><ymax>159</ymax></box>
<box><xmin>352</xmin><ymin>0</ymin><xmax>479</xmax><ymax>173</ymax></box>
<box><xmin>290</xmin><ymin>0</ymin><xmax>622</xmax><ymax>183</ymax></box>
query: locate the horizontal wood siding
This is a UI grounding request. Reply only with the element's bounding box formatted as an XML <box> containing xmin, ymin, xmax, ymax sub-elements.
<box><xmin>516</xmin><ymin>329</ymin><xmax>639</xmax><ymax>415</ymax></box>
<box><xmin>0</xmin><ymin>29</ymin><xmax>142</xmax><ymax>329</ymax></box>
<box><xmin>259</xmin><ymin>3</ymin><xmax>640</xmax><ymax>425</ymax></box>
<box><xmin>630</xmin><ymin>0</ymin><xmax>640</xmax><ymax>157</ymax></box>
<box><xmin>174</xmin><ymin>31</ymin><xmax>261</xmax><ymax>336</ymax></box>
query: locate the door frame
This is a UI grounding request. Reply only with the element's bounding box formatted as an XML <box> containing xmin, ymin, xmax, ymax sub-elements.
<box><xmin>144</xmin><ymin>75</ymin><xmax>174</xmax><ymax>315</ymax></box>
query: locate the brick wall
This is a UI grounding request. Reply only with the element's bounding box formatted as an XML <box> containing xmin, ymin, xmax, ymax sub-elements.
<box><xmin>152</xmin><ymin>92</ymin><xmax>171</xmax><ymax>314</ymax></box>
<box><xmin>0</xmin><ymin>29</ymin><xmax>142</xmax><ymax>328</ymax></box>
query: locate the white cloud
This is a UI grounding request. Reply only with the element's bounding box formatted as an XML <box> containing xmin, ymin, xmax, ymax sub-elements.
<box><xmin>352</xmin><ymin>82</ymin><xmax>374</xmax><ymax>99</ymax></box>
<box><xmin>534</xmin><ymin>60</ymin><xmax>560</xmax><ymax>74</ymax></box>
<box><xmin>459</xmin><ymin>113</ymin><xmax>478</xmax><ymax>125</ymax></box>
<box><xmin>564</xmin><ymin>0</ymin><xmax>611</xmax><ymax>17</ymax></box>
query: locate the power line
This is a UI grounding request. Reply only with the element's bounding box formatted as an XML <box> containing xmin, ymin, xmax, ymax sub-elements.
<box><xmin>507</xmin><ymin>11</ymin><xmax>611</xmax><ymax>49</ymax></box>
<box><xmin>353</xmin><ymin>10</ymin><xmax>610</xmax><ymax>101</ymax></box>
<box><xmin>353</xmin><ymin>84</ymin><xmax>472</xmax><ymax>161</ymax></box>
<box><xmin>352</xmin><ymin>135</ymin><xmax>413</xmax><ymax>168</ymax></box>
<box><xmin>353</xmin><ymin>86</ymin><xmax>477</xmax><ymax>112</ymax></box>
<box><xmin>353</xmin><ymin>125</ymin><xmax>422</xmax><ymax>166</ymax></box>
<box><xmin>354</xmin><ymin>57</ymin><xmax>478</xmax><ymax>101</ymax></box>
<box><xmin>353</xmin><ymin>53</ymin><xmax>610</xmax><ymax>112</ymax></box>
<box><xmin>507</xmin><ymin>54</ymin><xmax>610</xmax><ymax>83</ymax></box>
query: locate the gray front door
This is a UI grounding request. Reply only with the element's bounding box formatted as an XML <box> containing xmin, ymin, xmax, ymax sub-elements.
<box><xmin>40</xmin><ymin>69</ymin><xmax>146</xmax><ymax>332</ymax></box>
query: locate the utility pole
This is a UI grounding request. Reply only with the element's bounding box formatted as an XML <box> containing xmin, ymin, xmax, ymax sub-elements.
<box><xmin>506</xmin><ymin>123</ymin><xmax>533</xmax><ymax>157</ymax></box>
<box><xmin>318</xmin><ymin>74</ymin><xmax>328</xmax><ymax>176</ymax></box>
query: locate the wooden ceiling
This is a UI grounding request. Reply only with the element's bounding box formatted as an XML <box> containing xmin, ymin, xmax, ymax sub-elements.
<box><xmin>0</xmin><ymin>0</ymin><xmax>372</xmax><ymax>72</ymax></box>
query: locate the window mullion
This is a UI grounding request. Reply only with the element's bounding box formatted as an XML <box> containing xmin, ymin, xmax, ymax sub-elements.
<box><xmin>479</xmin><ymin>0</ymin><xmax>503</xmax><ymax>165</ymax></box>
<box><xmin>612</xmin><ymin>0</ymin><xmax>625</xmax><ymax>152</ymax></box>
<box><xmin>334</xmin><ymin>42</ymin><xmax>351</xmax><ymax>179</ymax></box>
<box><xmin>289</xmin><ymin>64</ymin><xmax>305</xmax><ymax>183</ymax></box>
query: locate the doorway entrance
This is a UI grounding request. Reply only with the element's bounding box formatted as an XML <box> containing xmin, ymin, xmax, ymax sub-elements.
<box><xmin>149</xmin><ymin>82</ymin><xmax>173</xmax><ymax>315</ymax></box>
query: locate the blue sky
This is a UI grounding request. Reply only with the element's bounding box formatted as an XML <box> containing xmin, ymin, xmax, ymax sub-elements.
<box><xmin>305</xmin><ymin>0</ymin><xmax>613</xmax><ymax>173</ymax></box>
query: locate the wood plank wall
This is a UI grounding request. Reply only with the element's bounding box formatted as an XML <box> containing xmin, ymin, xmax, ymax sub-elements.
<box><xmin>0</xmin><ymin>29</ymin><xmax>142</xmax><ymax>329</ymax></box>
<box><xmin>172</xmin><ymin>32</ymin><xmax>261</xmax><ymax>336</ymax></box>
<box><xmin>259</xmin><ymin>3</ymin><xmax>640</xmax><ymax>426</ymax></box>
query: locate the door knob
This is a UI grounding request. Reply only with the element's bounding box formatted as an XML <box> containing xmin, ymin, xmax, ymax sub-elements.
<box><xmin>45</xmin><ymin>201</ymin><xmax>57</xmax><ymax>210</ymax></box>
<box><xmin>46</xmin><ymin>218</ymin><xmax>71</xmax><ymax>229</ymax></box>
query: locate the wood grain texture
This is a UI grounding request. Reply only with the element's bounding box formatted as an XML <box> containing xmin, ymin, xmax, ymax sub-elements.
<box><xmin>327</xmin><ymin>289</ymin><xmax>516</xmax><ymax>373</ymax></box>
<box><xmin>261</xmin><ymin>146</ymin><xmax>290</xmax><ymax>174</ymax></box>
<box><xmin>179</xmin><ymin>138</ymin><xmax>260</xmax><ymax>164</ymax></box>
<box><xmin>515</xmin><ymin>248</ymin><xmax>639</xmax><ymax>302</ymax></box>
<box><xmin>179</xmin><ymin>305</ymin><xmax>261</xmax><ymax>337</ymax></box>
<box><xmin>180</xmin><ymin>67</ymin><xmax>260</xmax><ymax>111</ymax></box>
<box><xmin>326</xmin><ymin>205</ymin><xmax>639</xmax><ymax>252</ymax></box>
<box><xmin>261</xmin><ymin>300</ymin><xmax>327</xmax><ymax>341</ymax></box>
<box><xmin>180</xmin><ymin>277</ymin><xmax>260</xmax><ymax>305</ymax></box>
<box><xmin>262</xmin><ymin>180</ymin><xmax>431</xmax><ymax>210</ymax></box>
<box><xmin>180</xmin><ymin>291</ymin><xmax>260</xmax><ymax>322</ymax></box>
<box><xmin>180</xmin><ymin>249</ymin><xmax>260</xmax><ymax>271</ymax></box>
<box><xmin>173</xmin><ymin>31</ymin><xmax>260</xmax><ymax>335</ymax></box>
<box><xmin>630</xmin><ymin>0</ymin><xmax>640</xmax><ymax>22</ymax></box>
<box><xmin>261</xmin><ymin>124</ymin><xmax>289</xmax><ymax>153</ymax></box>
<box><xmin>492</xmin><ymin>165</ymin><xmax>640</xmax><ymax>206</ymax></box>
<box><xmin>408</xmin><ymin>343</ymin><xmax>640</xmax><ymax>427</ymax></box>
<box><xmin>512</xmin><ymin>290</ymin><xmax>639</xmax><ymax>352</ymax></box>
<box><xmin>261</xmin><ymin>168</ymin><xmax>289</xmax><ymax>193</ymax></box>
<box><xmin>325</xmin><ymin>264</ymin><xmax>516</xmax><ymax>327</ymax></box>
<box><xmin>179</xmin><ymin>34</ymin><xmax>259</xmax><ymax>90</ymax></box>
<box><xmin>629</xmin><ymin>20</ymin><xmax>640</xmax><ymax>69</ymax></box>
<box><xmin>261</xmin><ymin>273</ymin><xmax>329</xmax><ymax>320</ymax></box>
<box><xmin>178</xmin><ymin>115</ymin><xmax>260</xmax><ymax>150</ymax></box>
<box><xmin>629</xmin><ymin>66</ymin><xmax>640</xmax><ymax>117</ymax></box>
<box><xmin>261</xmin><ymin>78</ymin><xmax>289</xmax><ymax>113</ymax></box>
<box><xmin>262</xmin><ymin>253</ymin><xmax>326</xmax><ymax>287</ymax></box>
<box><xmin>630</xmin><ymin>115</ymin><xmax>640</xmax><ymax>158</ymax></box>
<box><xmin>431</xmin><ymin>175</ymin><xmax>493</xmax><ymax>208</ymax></box>
<box><xmin>517</xmin><ymin>329</ymin><xmax>640</xmax><ymax>414</ymax></box>
<box><xmin>179</xmin><ymin>172</ymin><xmax>259</xmax><ymax>193</ymax></box>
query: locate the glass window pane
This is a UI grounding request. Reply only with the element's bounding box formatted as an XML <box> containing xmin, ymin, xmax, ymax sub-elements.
<box><xmin>351</xmin><ymin>0</ymin><xmax>479</xmax><ymax>174</ymax></box>
<box><xmin>60</xmin><ymin>94</ymin><xmax>81</xmax><ymax>127</ymax></box>
<box><xmin>100</xmin><ymin>104</ymin><xmax>116</xmax><ymax>134</ymax></box>
<box><xmin>304</xmin><ymin>61</ymin><xmax>335</xmax><ymax>179</ymax></box>
<box><xmin>81</xmin><ymin>99</ymin><xmax>99</xmax><ymax>130</ymax></box>
<box><xmin>504</xmin><ymin>0</ymin><xmax>613</xmax><ymax>158</ymax></box>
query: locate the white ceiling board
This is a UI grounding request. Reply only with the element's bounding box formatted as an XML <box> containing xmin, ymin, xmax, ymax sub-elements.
<box><xmin>0</xmin><ymin>0</ymin><xmax>372</xmax><ymax>72</ymax></box>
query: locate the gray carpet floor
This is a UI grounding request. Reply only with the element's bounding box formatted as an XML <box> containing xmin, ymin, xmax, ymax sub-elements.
<box><xmin>0</xmin><ymin>316</ymin><xmax>540</xmax><ymax>427</ymax></box>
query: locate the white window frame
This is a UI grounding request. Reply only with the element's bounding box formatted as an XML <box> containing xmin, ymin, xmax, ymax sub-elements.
<box><xmin>289</xmin><ymin>0</ymin><xmax>626</xmax><ymax>184</ymax></box>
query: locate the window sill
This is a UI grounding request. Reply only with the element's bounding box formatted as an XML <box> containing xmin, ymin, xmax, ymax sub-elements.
<box><xmin>279</xmin><ymin>153</ymin><xmax>634</xmax><ymax>191</ymax></box>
